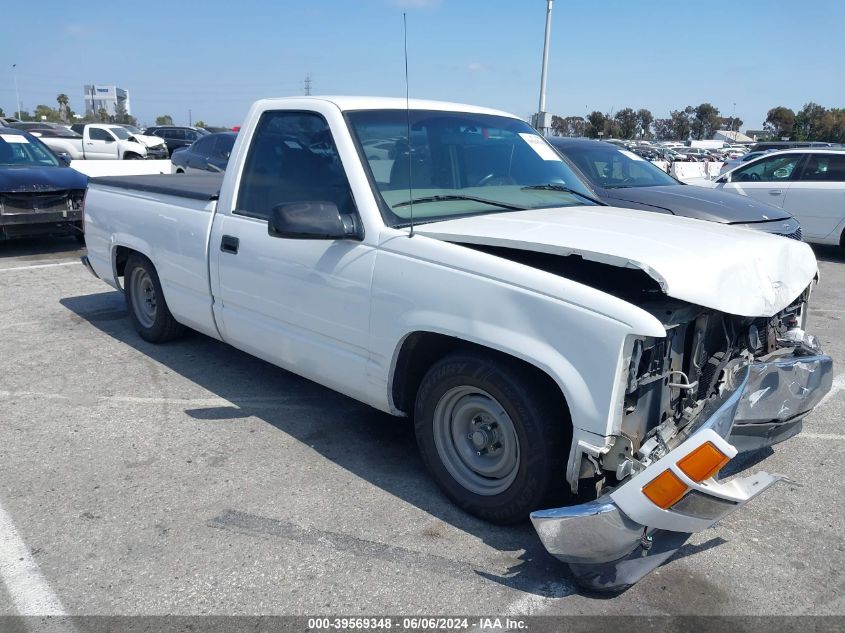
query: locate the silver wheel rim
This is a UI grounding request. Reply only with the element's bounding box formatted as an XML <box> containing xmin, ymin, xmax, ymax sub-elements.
<box><xmin>432</xmin><ymin>386</ymin><xmax>520</xmax><ymax>496</ymax></box>
<box><xmin>129</xmin><ymin>267</ymin><xmax>157</xmax><ymax>329</ymax></box>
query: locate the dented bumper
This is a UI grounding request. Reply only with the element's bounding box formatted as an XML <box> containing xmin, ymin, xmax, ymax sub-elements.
<box><xmin>531</xmin><ymin>350</ymin><xmax>833</xmax><ymax>592</ymax></box>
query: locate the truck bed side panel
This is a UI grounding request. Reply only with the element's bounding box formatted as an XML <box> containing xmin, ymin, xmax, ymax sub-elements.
<box><xmin>84</xmin><ymin>184</ymin><xmax>220</xmax><ymax>339</ymax></box>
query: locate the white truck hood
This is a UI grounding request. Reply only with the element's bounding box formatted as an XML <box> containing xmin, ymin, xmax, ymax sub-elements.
<box><xmin>414</xmin><ymin>206</ymin><xmax>818</xmax><ymax>317</ymax></box>
<box><xmin>129</xmin><ymin>134</ymin><xmax>166</xmax><ymax>149</ymax></box>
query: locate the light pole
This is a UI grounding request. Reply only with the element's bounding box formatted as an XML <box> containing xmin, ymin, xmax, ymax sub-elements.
<box><xmin>11</xmin><ymin>64</ymin><xmax>21</xmax><ymax>120</ymax></box>
<box><xmin>533</xmin><ymin>0</ymin><xmax>554</xmax><ymax>135</ymax></box>
<box><xmin>730</xmin><ymin>102</ymin><xmax>736</xmax><ymax>134</ymax></box>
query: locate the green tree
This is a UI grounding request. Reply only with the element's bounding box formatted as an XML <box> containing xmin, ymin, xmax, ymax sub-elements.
<box><xmin>652</xmin><ymin>118</ymin><xmax>673</xmax><ymax>140</ymax></box>
<box><xmin>793</xmin><ymin>103</ymin><xmax>828</xmax><ymax>141</ymax></box>
<box><xmin>586</xmin><ymin>110</ymin><xmax>607</xmax><ymax>138</ymax></box>
<box><xmin>194</xmin><ymin>119</ymin><xmax>207</xmax><ymax>129</ymax></box>
<box><xmin>613</xmin><ymin>108</ymin><xmax>638</xmax><ymax>139</ymax></box>
<box><xmin>56</xmin><ymin>94</ymin><xmax>70</xmax><ymax>123</ymax></box>
<box><xmin>97</xmin><ymin>108</ymin><xmax>110</xmax><ymax>123</ymax></box>
<box><xmin>669</xmin><ymin>108</ymin><xmax>692</xmax><ymax>140</ymax></box>
<box><xmin>550</xmin><ymin>115</ymin><xmax>565</xmax><ymax>136</ymax></box>
<box><xmin>0</xmin><ymin>106</ymin><xmax>5</xmax><ymax>117</ymax></box>
<box><xmin>720</xmin><ymin>116</ymin><xmax>743</xmax><ymax>133</ymax></box>
<box><xmin>155</xmin><ymin>114</ymin><xmax>174</xmax><ymax>126</ymax></box>
<box><xmin>691</xmin><ymin>103</ymin><xmax>721</xmax><ymax>140</ymax></box>
<box><xmin>33</xmin><ymin>104</ymin><xmax>62</xmax><ymax>123</ymax></box>
<box><xmin>764</xmin><ymin>106</ymin><xmax>796</xmax><ymax>139</ymax></box>
<box><xmin>636</xmin><ymin>108</ymin><xmax>654</xmax><ymax>139</ymax></box>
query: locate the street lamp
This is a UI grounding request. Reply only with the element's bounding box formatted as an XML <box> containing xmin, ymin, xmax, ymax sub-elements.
<box><xmin>533</xmin><ymin>0</ymin><xmax>554</xmax><ymax>135</ymax></box>
<box><xmin>11</xmin><ymin>64</ymin><xmax>21</xmax><ymax>120</ymax></box>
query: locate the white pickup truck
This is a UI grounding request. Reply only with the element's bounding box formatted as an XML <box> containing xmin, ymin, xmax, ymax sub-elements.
<box><xmin>40</xmin><ymin>123</ymin><xmax>153</xmax><ymax>160</ymax></box>
<box><xmin>81</xmin><ymin>97</ymin><xmax>833</xmax><ymax>591</ymax></box>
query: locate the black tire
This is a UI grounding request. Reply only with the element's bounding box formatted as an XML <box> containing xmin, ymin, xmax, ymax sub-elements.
<box><xmin>414</xmin><ymin>351</ymin><xmax>570</xmax><ymax>525</ymax></box>
<box><xmin>123</xmin><ymin>153</ymin><xmax>143</xmax><ymax>160</ymax></box>
<box><xmin>124</xmin><ymin>253</ymin><xmax>185</xmax><ymax>343</ymax></box>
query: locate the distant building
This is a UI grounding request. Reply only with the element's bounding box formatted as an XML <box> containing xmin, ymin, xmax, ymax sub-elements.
<box><xmin>712</xmin><ymin>130</ymin><xmax>754</xmax><ymax>143</ymax></box>
<box><xmin>745</xmin><ymin>130</ymin><xmax>770</xmax><ymax>142</ymax></box>
<box><xmin>83</xmin><ymin>85</ymin><xmax>131</xmax><ymax>116</ymax></box>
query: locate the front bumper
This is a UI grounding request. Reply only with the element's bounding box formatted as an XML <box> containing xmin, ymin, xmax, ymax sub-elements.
<box><xmin>531</xmin><ymin>351</ymin><xmax>833</xmax><ymax>591</ymax></box>
<box><xmin>145</xmin><ymin>147</ymin><xmax>169</xmax><ymax>160</ymax></box>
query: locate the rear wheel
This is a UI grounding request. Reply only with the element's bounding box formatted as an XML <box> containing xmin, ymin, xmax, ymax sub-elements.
<box><xmin>124</xmin><ymin>253</ymin><xmax>185</xmax><ymax>343</ymax></box>
<box><xmin>414</xmin><ymin>351</ymin><xmax>570</xmax><ymax>524</ymax></box>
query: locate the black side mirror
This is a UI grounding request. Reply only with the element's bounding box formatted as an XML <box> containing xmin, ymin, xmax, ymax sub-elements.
<box><xmin>268</xmin><ymin>201</ymin><xmax>361</xmax><ymax>240</ymax></box>
<box><xmin>55</xmin><ymin>152</ymin><xmax>72</xmax><ymax>166</ymax></box>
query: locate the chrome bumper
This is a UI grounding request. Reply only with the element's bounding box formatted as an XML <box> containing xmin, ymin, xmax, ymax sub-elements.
<box><xmin>730</xmin><ymin>353</ymin><xmax>833</xmax><ymax>451</ymax></box>
<box><xmin>531</xmin><ymin>351</ymin><xmax>833</xmax><ymax>592</ymax></box>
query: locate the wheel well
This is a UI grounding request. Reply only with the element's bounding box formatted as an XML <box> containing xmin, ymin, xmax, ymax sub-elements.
<box><xmin>123</xmin><ymin>152</ymin><xmax>142</xmax><ymax>160</ymax></box>
<box><xmin>840</xmin><ymin>226</ymin><xmax>845</xmax><ymax>247</ymax></box>
<box><xmin>391</xmin><ymin>332</ymin><xmax>569</xmax><ymax>420</ymax></box>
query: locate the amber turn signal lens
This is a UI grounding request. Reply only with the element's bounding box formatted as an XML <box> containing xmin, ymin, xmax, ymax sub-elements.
<box><xmin>642</xmin><ymin>470</ymin><xmax>687</xmax><ymax>509</ymax></box>
<box><xmin>677</xmin><ymin>442</ymin><xmax>730</xmax><ymax>483</ymax></box>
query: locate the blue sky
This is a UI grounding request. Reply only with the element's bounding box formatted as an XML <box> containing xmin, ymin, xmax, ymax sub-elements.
<box><xmin>1</xmin><ymin>0</ymin><xmax>842</xmax><ymax>129</ymax></box>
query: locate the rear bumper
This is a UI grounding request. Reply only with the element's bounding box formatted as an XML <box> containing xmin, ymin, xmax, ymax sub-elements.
<box><xmin>531</xmin><ymin>351</ymin><xmax>833</xmax><ymax>591</ymax></box>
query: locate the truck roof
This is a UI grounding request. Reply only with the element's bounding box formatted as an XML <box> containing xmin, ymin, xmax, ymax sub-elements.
<box><xmin>253</xmin><ymin>96</ymin><xmax>518</xmax><ymax>119</ymax></box>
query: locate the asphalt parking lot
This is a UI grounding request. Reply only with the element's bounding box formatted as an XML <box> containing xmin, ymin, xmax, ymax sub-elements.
<box><xmin>0</xmin><ymin>236</ymin><xmax>843</xmax><ymax>617</ymax></box>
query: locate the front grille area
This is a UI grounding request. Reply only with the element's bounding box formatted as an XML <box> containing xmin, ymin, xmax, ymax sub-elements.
<box><xmin>784</xmin><ymin>226</ymin><xmax>803</xmax><ymax>241</ymax></box>
<box><xmin>0</xmin><ymin>190</ymin><xmax>84</xmax><ymax>216</ymax></box>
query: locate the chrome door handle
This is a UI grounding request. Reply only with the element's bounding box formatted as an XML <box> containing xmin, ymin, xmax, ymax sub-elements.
<box><xmin>768</xmin><ymin>190</ymin><xmax>783</xmax><ymax>195</ymax></box>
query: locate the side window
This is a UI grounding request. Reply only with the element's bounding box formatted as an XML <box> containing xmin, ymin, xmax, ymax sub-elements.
<box><xmin>185</xmin><ymin>130</ymin><xmax>200</xmax><ymax>141</ymax></box>
<box><xmin>192</xmin><ymin>136</ymin><xmax>215</xmax><ymax>155</ymax></box>
<box><xmin>731</xmin><ymin>154</ymin><xmax>803</xmax><ymax>183</ymax></box>
<box><xmin>215</xmin><ymin>135</ymin><xmax>234</xmax><ymax>158</ymax></box>
<box><xmin>235</xmin><ymin>111</ymin><xmax>354</xmax><ymax>221</ymax></box>
<box><xmin>800</xmin><ymin>154</ymin><xmax>845</xmax><ymax>182</ymax></box>
<box><xmin>88</xmin><ymin>128</ymin><xmax>112</xmax><ymax>141</ymax></box>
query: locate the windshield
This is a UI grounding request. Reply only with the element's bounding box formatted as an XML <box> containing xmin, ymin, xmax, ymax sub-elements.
<box><xmin>109</xmin><ymin>127</ymin><xmax>131</xmax><ymax>140</ymax></box>
<box><xmin>0</xmin><ymin>133</ymin><xmax>60</xmax><ymax>167</ymax></box>
<box><xmin>552</xmin><ymin>142</ymin><xmax>678</xmax><ymax>189</ymax></box>
<box><xmin>346</xmin><ymin>109</ymin><xmax>597</xmax><ymax>226</ymax></box>
<box><xmin>122</xmin><ymin>125</ymin><xmax>141</xmax><ymax>134</ymax></box>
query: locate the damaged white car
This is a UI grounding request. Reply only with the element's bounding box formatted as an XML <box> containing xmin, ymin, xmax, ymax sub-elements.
<box><xmin>80</xmin><ymin>97</ymin><xmax>833</xmax><ymax>591</ymax></box>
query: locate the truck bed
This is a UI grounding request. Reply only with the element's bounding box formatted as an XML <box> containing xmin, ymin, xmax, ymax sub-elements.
<box><xmin>91</xmin><ymin>173</ymin><xmax>224</xmax><ymax>201</ymax></box>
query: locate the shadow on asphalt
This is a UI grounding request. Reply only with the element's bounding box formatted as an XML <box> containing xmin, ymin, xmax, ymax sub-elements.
<box><xmin>0</xmin><ymin>235</ymin><xmax>84</xmax><ymax>261</ymax></box>
<box><xmin>60</xmin><ymin>290</ymin><xmax>578</xmax><ymax>598</ymax></box>
<box><xmin>811</xmin><ymin>243</ymin><xmax>845</xmax><ymax>264</ymax></box>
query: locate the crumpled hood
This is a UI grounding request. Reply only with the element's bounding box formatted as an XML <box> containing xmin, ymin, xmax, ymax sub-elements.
<box><xmin>414</xmin><ymin>206</ymin><xmax>818</xmax><ymax>317</ymax></box>
<box><xmin>602</xmin><ymin>184</ymin><xmax>792</xmax><ymax>224</ymax></box>
<box><xmin>128</xmin><ymin>134</ymin><xmax>166</xmax><ymax>149</ymax></box>
<box><xmin>0</xmin><ymin>165</ymin><xmax>88</xmax><ymax>193</ymax></box>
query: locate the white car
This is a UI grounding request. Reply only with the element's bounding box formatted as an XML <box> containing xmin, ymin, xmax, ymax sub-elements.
<box><xmin>713</xmin><ymin>149</ymin><xmax>845</xmax><ymax>244</ymax></box>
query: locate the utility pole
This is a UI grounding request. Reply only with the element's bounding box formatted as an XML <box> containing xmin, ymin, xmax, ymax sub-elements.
<box><xmin>532</xmin><ymin>0</ymin><xmax>554</xmax><ymax>135</ymax></box>
<box><xmin>304</xmin><ymin>73</ymin><xmax>312</xmax><ymax>96</ymax></box>
<box><xmin>12</xmin><ymin>64</ymin><xmax>21</xmax><ymax>119</ymax></box>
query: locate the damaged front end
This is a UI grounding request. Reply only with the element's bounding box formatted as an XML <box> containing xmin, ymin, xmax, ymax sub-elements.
<box><xmin>531</xmin><ymin>293</ymin><xmax>833</xmax><ymax>592</ymax></box>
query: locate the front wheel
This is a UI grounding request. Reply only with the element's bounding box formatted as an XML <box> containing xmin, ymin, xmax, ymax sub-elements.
<box><xmin>414</xmin><ymin>351</ymin><xmax>570</xmax><ymax>524</ymax></box>
<box><xmin>124</xmin><ymin>253</ymin><xmax>185</xmax><ymax>343</ymax></box>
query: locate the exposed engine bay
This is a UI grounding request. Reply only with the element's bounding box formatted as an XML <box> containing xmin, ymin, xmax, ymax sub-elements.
<box><xmin>610</xmin><ymin>290</ymin><xmax>818</xmax><ymax>477</ymax></box>
<box><xmin>461</xmin><ymin>244</ymin><xmax>822</xmax><ymax>493</ymax></box>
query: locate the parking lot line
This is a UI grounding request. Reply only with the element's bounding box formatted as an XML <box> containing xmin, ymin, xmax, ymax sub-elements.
<box><xmin>799</xmin><ymin>433</ymin><xmax>845</xmax><ymax>441</ymax></box>
<box><xmin>0</xmin><ymin>261</ymin><xmax>79</xmax><ymax>272</ymax></box>
<box><xmin>0</xmin><ymin>498</ymin><xmax>67</xmax><ymax>616</ymax></box>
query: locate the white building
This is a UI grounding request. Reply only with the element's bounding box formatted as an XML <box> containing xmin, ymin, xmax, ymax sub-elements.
<box><xmin>83</xmin><ymin>85</ymin><xmax>131</xmax><ymax>116</ymax></box>
<box><xmin>712</xmin><ymin>130</ymin><xmax>754</xmax><ymax>144</ymax></box>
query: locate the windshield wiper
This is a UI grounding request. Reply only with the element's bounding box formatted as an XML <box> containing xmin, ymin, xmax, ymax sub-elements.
<box><xmin>521</xmin><ymin>184</ymin><xmax>604</xmax><ymax>205</ymax></box>
<box><xmin>393</xmin><ymin>194</ymin><xmax>527</xmax><ymax>211</ymax></box>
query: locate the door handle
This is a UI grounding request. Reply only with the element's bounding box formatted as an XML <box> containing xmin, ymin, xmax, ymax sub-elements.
<box><xmin>768</xmin><ymin>190</ymin><xmax>783</xmax><ymax>195</ymax></box>
<box><xmin>220</xmin><ymin>235</ymin><xmax>240</xmax><ymax>254</ymax></box>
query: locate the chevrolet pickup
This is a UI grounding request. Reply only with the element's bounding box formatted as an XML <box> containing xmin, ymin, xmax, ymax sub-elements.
<box><xmin>81</xmin><ymin>97</ymin><xmax>833</xmax><ymax>591</ymax></box>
